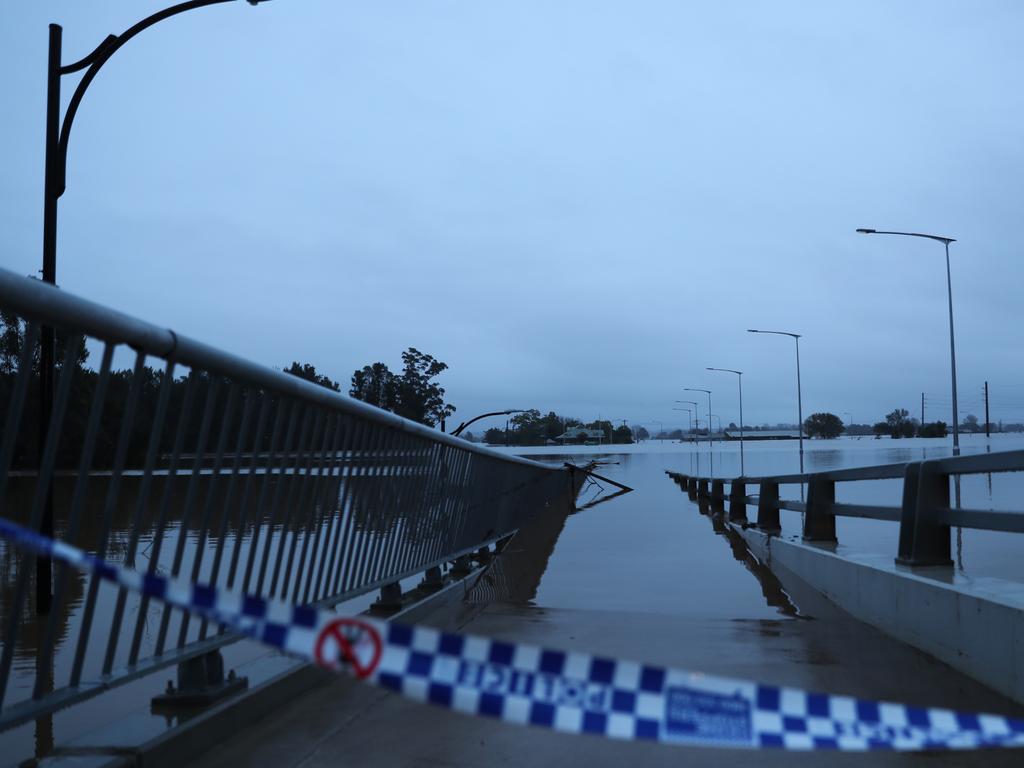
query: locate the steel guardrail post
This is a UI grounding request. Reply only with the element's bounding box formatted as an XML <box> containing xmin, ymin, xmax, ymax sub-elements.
<box><xmin>904</xmin><ymin>460</ymin><xmax>954</xmax><ymax>567</ymax></box>
<box><xmin>729</xmin><ymin>480</ymin><xmax>747</xmax><ymax>523</ymax></box>
<box><xmin>711</xmin><ymin>479</ymin><xmax>726</xmax><ymax>513</ymax></box>
<box><xmin>802</xmin><ymin>474</ymin><xmax>837</xmax><ymax>543</ymax></box>
<box><xmin>756</xmin><ymin>480</ymin><xmax>781</xmax><ymax>533</ymax></box>
<box><xmin>896</xmin><ymin>462</ymin><xmax>921</xmax><ymax>564</ymax></box>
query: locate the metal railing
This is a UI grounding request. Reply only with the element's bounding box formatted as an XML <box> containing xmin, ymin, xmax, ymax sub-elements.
<box><xmin>0</xmin><ymin>267</ymin><xmax>576</xmax><ymax>731</ymax></box>
<box><xmin>667</xmin><ymin>450</ymin><xmax>1024</xmax><ymax>567</ymax></box>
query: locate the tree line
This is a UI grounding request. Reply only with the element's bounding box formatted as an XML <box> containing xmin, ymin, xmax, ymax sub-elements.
<box><xmin>801</xmin><ymin>409</ymin><xmax>952</xmax><ymax>439</ymax></box>
<box><xmin>0</xmin><ymin>308</ymin><xmax>457</xmax><ymax>469</ymax></box>
<box><xmin>479</xmin><ymin>412</ymin><xmax>634</xmax><ymax>446</ymax></box>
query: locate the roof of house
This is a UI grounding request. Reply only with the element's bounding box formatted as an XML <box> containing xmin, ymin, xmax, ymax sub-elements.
<box><xmin>556</xmin><ymin>427</ymin><xmax>605</xmax><ymax>439</ymax></box>
<box><xmin>723</xmin><ymin>429</ymin><xmax>800</xmax><ymax>439</ymax></box>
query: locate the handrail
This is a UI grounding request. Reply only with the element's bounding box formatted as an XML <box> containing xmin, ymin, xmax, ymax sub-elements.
<box><xmin>680</xmin><ymin>449</ymin><xmax>1024</xmax><ymax>487</ymax></box>
<box><xmin>0</xmin><ymin>267</ymin><xmax>578</xmax><ymax>731</ymax></box>
<box><xmin>667</xmin><ymin>447</ymin><xmax>1024</xmax><ymax>568</ymax></box>
<box><xmin>0</xmin><ymin>268</ymin><xmax>546</xmax><ymax>470</ymax></box>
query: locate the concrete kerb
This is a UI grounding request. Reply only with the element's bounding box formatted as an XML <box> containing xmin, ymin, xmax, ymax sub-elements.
<box><xmin>734</xmin><ymin>522</ymin><xmax>1024</xmax><ymax>706</ymax></box>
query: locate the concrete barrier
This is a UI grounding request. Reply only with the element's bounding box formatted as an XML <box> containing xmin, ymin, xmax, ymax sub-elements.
<box><xmin>735</xmin><ymin>524</ymin><xmax>1024</xmax><ymax>706</ymax></box>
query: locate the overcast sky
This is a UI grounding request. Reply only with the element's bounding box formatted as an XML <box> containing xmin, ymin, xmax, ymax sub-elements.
<box><xmin>3</xmin><ymin>1</ymin><xmax>1023</xmax><ymax>434</ymax></box>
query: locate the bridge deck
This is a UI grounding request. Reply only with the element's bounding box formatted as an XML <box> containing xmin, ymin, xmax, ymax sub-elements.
<box><xmin>193</xmin><ymin>599</ymin><xmax>1023</xmax><ymax>767</ymax></box>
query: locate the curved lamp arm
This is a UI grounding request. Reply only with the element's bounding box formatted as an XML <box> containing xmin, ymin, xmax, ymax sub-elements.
<box><xmin>53</xmin><ymin>0</ymin><xmax>269</xmax><ymax>197</ymax></box>
<box><xmin>450</xmin><ymin>410</ymin><xmax>525</xmax><ymax>437</ymax></box>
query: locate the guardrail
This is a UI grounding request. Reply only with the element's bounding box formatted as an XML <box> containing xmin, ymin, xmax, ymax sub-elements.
<box><xmin>0</xmin><ymin>268</ymin><xmax>577</xmax><ymax>732</ymax></box>
<box><xmin>666</xmin><ymin>450</ymin><xmax>1024</xmax><ymax>567</ymax></box>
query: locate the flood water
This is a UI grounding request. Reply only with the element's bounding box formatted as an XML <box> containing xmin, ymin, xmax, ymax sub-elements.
<box><xmin>2</xmin><ymin>433</ymin><xmax>1022</xmax><ymax>764</ymax></box>
<box><xmin>184</xmin><ymin>434</ymin><xmax>1024</xmax><ymax>768</ymax></box>
<box><xmin>502</xmin><ymin>432</ymin><xmax>1024</xmax><ymax>612</ymax></box>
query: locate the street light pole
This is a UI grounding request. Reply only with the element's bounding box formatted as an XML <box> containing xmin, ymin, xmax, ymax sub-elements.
<box><xmin>856</xmin><ymin>228</ymin><xmax>960</xmax><ymax>454</ymax></box>
<box><xmin>35</xmin><ymin>0</ymin><xmax>272</xmax><ymax>615</ymax></box>
<box><xmin>672</xmin><ymin>407</ymin><xmax>693</xmax><ymax>440</ymax></box>
<box><xmin>684</xmin><ymin>388</ymin><xmax>712</xmax><ymax>447</ymax></box>
<box><xmin>677</xmin><ymin>400</ymin><xmax>699</xmax><ymax>442</ymax></box>
<box><xmin>707</xmin><ymin>367</ymin><xmax>744</xmax><ymax>475</ymax></box>
<box><xmin>748</xmin><ymin>329</ymin><xmax>804</xmax><ymax>471</ymax></box>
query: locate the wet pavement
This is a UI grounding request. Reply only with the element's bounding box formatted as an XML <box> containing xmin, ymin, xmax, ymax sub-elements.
<box><xmin>192</xmin><ymin>443</ymin><xmax>1024</xmax><ymax>766</ymax></box>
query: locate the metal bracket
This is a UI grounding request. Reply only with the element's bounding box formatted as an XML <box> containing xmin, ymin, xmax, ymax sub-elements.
<box><xmin>151</xmin><ymin>650</ymin><xmax>247</xmax><ymax>710</ymax></box>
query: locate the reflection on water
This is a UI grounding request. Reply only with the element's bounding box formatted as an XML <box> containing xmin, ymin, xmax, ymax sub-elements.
<box><xmin>509</xmin><ymin>434</ymin><xmax>1024</xmax><ymax>586</ymax></box>
<box><xmin>720</xmin><ymin>523</ymin><xmax>803</xmax><ymax>618</ymax></box>
<box><xmin>467</xmin><ymin>497</ymin><xmax>574</xmax><ymax>605</ymax></box>
<box><xmin>1</xmin><ymin>455</ymin><xmax>539</xmax><ymax>763</ymax></box>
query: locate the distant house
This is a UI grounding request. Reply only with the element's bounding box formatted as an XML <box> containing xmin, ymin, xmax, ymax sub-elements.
<box><xmin>723</xmin><ymin>429</ymin><xmax>800</xmax><ymax>441</ymax></box>
<box><xmin>555</xmin><ymin>427</ymin><xmax>606</xmax><ymax>444</ymax></box>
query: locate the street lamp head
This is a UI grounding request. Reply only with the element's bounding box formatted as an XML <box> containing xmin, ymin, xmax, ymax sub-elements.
<box><xmin>856</xmin><ymin>228</ymin><xmax>876</xmax><ymax>234</ymax></box>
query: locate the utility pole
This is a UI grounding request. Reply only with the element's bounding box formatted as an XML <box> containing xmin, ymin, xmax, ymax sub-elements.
<box><xmin>921</xmin><ymin>392</ymin><xmax>925</xmax><ymax>426</ymax></box>
<box><xmin>985</xmin><ymin>381</ymin><xmax>991</xmax><ymax>437</ymax></box>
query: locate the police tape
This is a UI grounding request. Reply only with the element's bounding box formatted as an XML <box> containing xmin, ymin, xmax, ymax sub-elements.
<box><xmin>3</xmin><ymin>517</ymin><xmax>1023</xmax><ymax>752</ymax></box>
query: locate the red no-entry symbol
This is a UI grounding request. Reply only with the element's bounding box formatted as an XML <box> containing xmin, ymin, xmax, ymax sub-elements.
<box><xmin>313</xmin><ymin>618</ymin><xmax>383</xmax><ymax>679</ymax></box>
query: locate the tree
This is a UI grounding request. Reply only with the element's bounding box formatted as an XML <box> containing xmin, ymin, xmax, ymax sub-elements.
<box><xmin>393</xmin><ymin>348</ymin><xmax>455</xmax><ymax>426</ymax></box>
<box><xmin>349</xmin><ymin>347</ymin><xmax>455</xmax><ymax>427</ymax></box>
<box><xmin>961</xmin><ymin>414</ymin><xmax>981</xmax><ymax>433</ymax></box>
<box><xmin>483</xmin><ymin>427</ymin><xmax>505</xmax><ymax>444</ymax></box>
<box><xmin>612</xmin><ymin>425</ymin><xmax>633</xmax><ymax>444</ymax></box>
<box><xmin>872</xmin><ymin>421</ymin><xmax>889</xmax><ymax>437</ymax></box>
<box><xmin>918</xmin><ymin>421</ymin><xmax>948</xmax><ymax>438</ymax></box>
<box><xmin>586</xmin><ymin>420</ymin><xmax>613</xmax><ymax>443</ymax></box>
<box><xmin>635</xmin><ymin>426</ymin><xmax>650</xmax><ymax>441</ymax></box>
<box><xmin>845</xmin><ymin>423</ymin><xmax>873</xmax><ymax>436</ymax></box>
<box><xmin>349</xmin><ymin>362</ymin><xmax>396</xmax><ymax>410</ymax></box>
<box><xmin>885</xmin><ymin>408</ymin><xmax>914</xmax><ymax>438</ymax></box>
<box><xmin>804</xmin><ymin>412</ymin><xmax>844</xmax><ymax>439</ymax></box>
<box><xmin>284</xmin><ymin>362</ymin><xmax>340</xmax><ymax>391</ymax></box>
<box><xmin>540</xmin><ymin>411</ymin><xmax>566</xmax><ymax>441</ymax></box>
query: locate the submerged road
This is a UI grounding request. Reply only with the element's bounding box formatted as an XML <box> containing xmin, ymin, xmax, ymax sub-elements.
<box><xmin>194</xmin><ymin>445</ymin><xmax>1024</xmax><ymax>766</ymax></box>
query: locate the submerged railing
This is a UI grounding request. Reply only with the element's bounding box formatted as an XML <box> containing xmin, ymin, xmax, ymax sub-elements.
<box><xmin>667</xmin><ymin>450</ymin><xmax>1024</xmax><ymax>566</ymax></box>
<box><xmin>0</xmin><ymin>267</ymin><xmax>576</xmax><ymax>731</ymax></box>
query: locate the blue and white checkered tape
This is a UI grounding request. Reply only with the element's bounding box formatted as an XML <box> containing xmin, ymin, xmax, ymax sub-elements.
<box><xmin>3</xmin><ymin>516</ymin><xmax>1023</xmax><ymax>752</ymax></box>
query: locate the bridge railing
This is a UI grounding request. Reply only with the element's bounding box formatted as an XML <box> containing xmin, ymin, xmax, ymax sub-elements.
<box><xmin>667</xmin><ymin>449</ymin><xmax>1024</xmax><ymax>567</ymax></box>
<box><xmin>0</xmin><ymin>268</ymin><xmax>575</xmax><ymax>731</ymax></box>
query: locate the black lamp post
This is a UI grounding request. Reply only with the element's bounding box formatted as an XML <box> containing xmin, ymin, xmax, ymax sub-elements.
<box><xmin>36</xmin><ymin>0</ymin><xmax>272</xmax><ymax>613</ymax></box>
<box><xmin>449</xmin><ymin>410</ymin><xmax>526</xmax><ymax>438</ymax></box>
